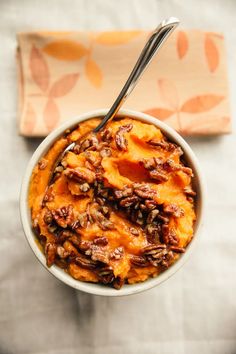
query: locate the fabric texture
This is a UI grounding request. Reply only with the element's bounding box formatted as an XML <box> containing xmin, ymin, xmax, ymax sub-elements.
<box><xmin>0</xmin><ymin>0</ymin><xmax>236</xmax><ymax>354</ymax></box>
<box><xmin>17</xmin><ymin>29</ymin><xmax>231</xmax><ymax>137</ymax></box>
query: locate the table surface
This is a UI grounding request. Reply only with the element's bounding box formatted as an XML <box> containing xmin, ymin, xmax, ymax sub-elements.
<box><xmin>0</xmin><ymin>1</ymin><xmax>236</xmax><ymax>353</ymax></box>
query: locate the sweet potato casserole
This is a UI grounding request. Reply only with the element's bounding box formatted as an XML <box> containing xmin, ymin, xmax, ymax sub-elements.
<box><xmin>29</xmin><ymin>118</ymin><xmax>196</xmax><ymax>289</ymax></box>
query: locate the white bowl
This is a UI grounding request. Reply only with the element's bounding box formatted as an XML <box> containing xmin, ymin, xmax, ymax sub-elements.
<box><xmin>20</xmin><ymin>108</ymin><xmax>205</xmax><ymax>297</ymax></box>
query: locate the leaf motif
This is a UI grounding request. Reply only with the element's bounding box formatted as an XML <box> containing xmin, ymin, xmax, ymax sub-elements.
<box><xmin>95</xmin><ymin>31</ymin><xmax>141</xmax><ymax>45</ymax></box>
<box><xmin>158</xmin><ymin>79</ymin><xmax>179</xmax><ymax>109</ymax></box>
<box><xmin>180</xmin><ymin>94</ymin><xmax>224</xmax><ymax>113</ymax></box>
<box><xmin>85</xmin><ymin>59</ymin><xmax>102</xmax><ymax>88</ymax></box>
<box><xmin>177</xmin><ymin>31</ymin><xmax>188</xmax><ymax>59</ymax></box>
<box><xmin>182</xmin><ymin>116</ymin><xmax>231</xmax><ymax>135</ymax></box>
<box><xmin>205</xmin><ymin>36</ymin><xmax>219</xmax><ymax>73</ymax></box>
<box><xmin>143</xmin><ymin>108</ymin><xmax>175</xmax><ymax>120</ymax></box>
<box><xmin>22</xmin><ymin>102</ymin><xmax>37</xmax><ymax>135</ymax></box>
<box><xmin>49</xmin><ymin>73</ymin><xmax>79</xmax><ymax>97</ymax></box>
<box><xmin>29</xmin><ymin>46</ymin><xmax>49</xmax><ymax>92</ymax></box>
<box><xmin>43</xmin><ymin>99</ymin><xmax>60</xmax><ymax>132</ymax></box>
<box><xmin>43</xmin><ymin>40</ymin><xmax>88</xmax><ymax>61</ymax></box>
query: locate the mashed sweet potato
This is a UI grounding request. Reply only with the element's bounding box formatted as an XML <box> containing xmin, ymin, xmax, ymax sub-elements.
<box><xmin>29</xmin><ymin>117</ymin><xmax>196</xmax><ymax>289</ymax></box>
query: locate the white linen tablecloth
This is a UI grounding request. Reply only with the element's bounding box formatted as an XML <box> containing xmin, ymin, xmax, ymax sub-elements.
<box><xmin>0</xmin><ymin>0</ymin><xmax>235</xmax><ymax>353</ymax></box>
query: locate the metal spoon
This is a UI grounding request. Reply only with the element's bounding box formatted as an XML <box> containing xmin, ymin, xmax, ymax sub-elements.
<box><xmin>52</xmin><ymin>17</ymin><xmax>179</xmax><ymax>177</ymax></box>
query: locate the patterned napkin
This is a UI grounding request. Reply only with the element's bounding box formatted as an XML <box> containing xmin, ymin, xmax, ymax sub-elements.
<box><xmin>17</xmin><ymin>30</ymin><xmax>231</xmax><ymax>137</ymax></box>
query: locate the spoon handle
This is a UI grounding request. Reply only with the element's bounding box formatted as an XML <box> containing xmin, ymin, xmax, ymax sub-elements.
<box><xmin>93</xmin><ymin>17</ymin><xmax>179</xmax><ymax>133</ymax></box>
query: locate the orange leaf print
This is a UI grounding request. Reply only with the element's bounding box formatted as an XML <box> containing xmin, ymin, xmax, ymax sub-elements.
<box><xmin>182</xmin><ymin>116</ymin><xmax>230</xmax><ymax>135</ymax></box>
<box><xmin>43</xmin><ymin>99</ymin><xmax>60</xmax><ymax>132</ymax></box>
<box><xmin>95</xmin><ymin>31</ymin><xmax>141</xmax><ymax>45</ymax></box>
<box><xmin>43</xmin><ymin>40</ymin><xmax>88</xmax><ymax>61</ymax></box>
<box><xmin>85</xmin><ymin>59</ymin><xmax>102</xmax><ymax>88</ymax></box>
<box><xmin>158</xmin><ymin>79</ymin><xmax>179</xmax><ymax>109</ymax></box>
<box><xmin>29</xmin><ymin>46</ymin><xmax>49</xmax><ymax>92</ymax></box>
<box><xmin>205</xmin><ymin>36</ymin><xmax>219</xmax><ymax>72</ymax></box>
<box><xmin>22</xmin><ymin>102</ymin><xmax>37</xmax><ymax>135</ymax></box>
<box><xmin>177</xmin><ymin>31</ymin><xmax>188</xmax><ymax>59</ymax></box>
<box><xmin>143</xmin><ymin>108</ymin><xmax>174</xmax><ymax>120</ymax></box>
<box><xmin>49</xmin><ymin>73</ymin><xmax>79</xmax><ymax>97</ymax></box>
<box><xmin>180</xmin><ymin>94</ymin><xmax>224</xmax><ymax>113</ymax></box>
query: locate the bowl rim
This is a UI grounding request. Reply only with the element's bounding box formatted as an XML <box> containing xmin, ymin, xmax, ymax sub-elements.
<box><xmin>20</xmin><ymin>108</ymin><xmax>205</xmax><ymax>297</ymax></box>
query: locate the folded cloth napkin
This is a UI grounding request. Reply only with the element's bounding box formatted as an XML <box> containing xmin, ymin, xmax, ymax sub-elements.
<box><xmin>17</xmin><ymin>30</ymin><xmax>231</xmax><ymax>137</ymax></box>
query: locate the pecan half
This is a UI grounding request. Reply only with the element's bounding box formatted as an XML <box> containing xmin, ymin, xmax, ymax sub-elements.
<box><xmin>100</xmin><ymin>127</ymin><xmax>113</xmax><ymax>142</ymax></box>
<box><xmin>51</xmin><ymin>205</ymin><xmax>74</xmax><ymax>228</ymax></box>
<box><xmin>114</xmin><ymin>186</ymin><xmax>133</xmax><ymax>199</ymax></box>
<box><xmin>120</xmin><ymin>196</ymin><xmax>139</xmax><ymax>208</ymax></box>
<box><xmin>149</xmin><ymin>169</ymin><xmax>168</xmax><ymax>183</ymax></box>
<box><xmin>115</xmin><ymin>124</ymin><xmax>133</xmax><ymax>150</ymax></box>
<box><xmin>88</xmin><ymin>245</ymin><xmax>110</xmax><ymax>264</ymax></box>
<box><xmin>133</xmin><ymin>184</ymin><xmax>157</xmax><ymax>199</ymax></box>
<box><xmin>93</xmin><ymin>236</ymin><xmax>108</xmax><ymax>246</ymax></box>
<box><xmin>113</xmin><ymin>277</ymin><xmax>124</xmax><ymax>290</ymax></box>
<box><xmin>64</xmin><ymin>167</ymin><xmax>95</xmax><ymax>184</ymax></box>
<box><xmin>162</xmin><ymin>224</ymin><xmax>179</xmax><ymax>245</ymax></box>
<box><xmin>75</xmin><ymin>254</ymin><xmax>98</xmax><ymax>270</ymax></box>
<box><xmin>97</xmin><ymin>266</ymin><xmax>114</xmax><ymax>284</ymax></box>
<box><xmin>71</xmin><ymin>212</ymin><xmax>88</xmax><ymax>229</ymax></box>
<box><xmin>89</xmin><ymin>203</ymin><xmax>115</xmax><ymax>230</ymax></box>
<box><xmin>146</xmin><ymin>209</ymin><xmax>159</xmax><ymax>224</ymax></box>
<box><xmin>110</xmin><ymin>247</ymin><xmax>124</xmax><ymax>260</ymax></box>
<box><xmin>163</xmin><ymin>203</ymin><xmax>185</xmax><ymax>218</ymax></box>
<box><xmin>45</xmin><ymin>242</ymin><xmax>57</xmax><ymax>267</ymax></box>
<box><xmin>130</xmin><ymin>255</ymin><xmax>149</xmax><ymax>267</ymax></box>
<box><xmin>57</xmin><ymin>246</ymin><xmax>69</xmax><ymax>259</ymax></box>
<box><xmin>169</xmin><ymin>246</ymin><xmax>185</xmax><ymax>253</ymax></box>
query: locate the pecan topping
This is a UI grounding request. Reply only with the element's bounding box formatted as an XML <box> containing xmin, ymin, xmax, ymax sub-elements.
<box><xmin>130</xmin><ymin>255</ymin><xmax>149</xmax><ymax>267</ymax></box>
<box><xmin>100</xmin><ymin>147</ymin><xmax>112</xmax><ymax>158</ymax></box>
<box><xmin>74</xmin><ymin>135</ymin><xmax>99</xmax><ymax>153</ymax></box>
<box><xmin>100</xmin><ymin>127</ymin><xmax>113</xmax><ymax>142</ymax></box>
<box><xmin>113</xmin><ymin>277</ymin><xmax>124</xmax><ymax>290</ymax></box>
<box><xmin>89</xmin><ymin>203</ymin><xmax>115</xmax><ymax>230</ymax></box>
<box><xmin>79</xmin><ymin>183</ymin><xmax>90</xmax><ymax>192</ymax></box>
<box><xmin>88</xmin><ymin>245</ymin><xmax>110</xmax><ymax>264</ymax></box>
<box><xmin>133</xmin><ymin>183</ymin><xmax>157</xmax><ymax>199</ymax></box>
<box><xmin>42</xmin><ymin>188</ymin><xmax>55</xmax><ymax>204</ymax></box>
<box><xmin>120</xmin><ymin>196</ymin><xmax>139</xmax><ymax>208</ymax></box>
<box><xmin>115</xmin><ymin>124</ymin><xmax>133</xmax><ymax>150</ymax></box>
<box><xmin>75</xmin><ymin>254</ymin><xmax>98</xmax><ymax>270</ymax></box>
<box><xmin>110</xmin><ymin>247</ymin><xmax>124</xmax><ymax>260</ymax></box>
<box><xmin>51</xmin><ymin>205</ymin><xmax>74</xmax><ymax>228</ymax></box>
<box><xmin>93</xmin><ymin>236</ymin><xmax>108</xmax><ymax>246</ymax></box>
<box><xmin>129</xmin><ymin>227</ymin><xmax>139</xmax><ymax>236</ymax></box>
<box><xmin>114</xmin><ymin>186</ymin><xmax>133</xmax><ymax>199</ymax></box>
<box><xmin>71</xmin><ymin>212</ymin><xmax>88</xmax><ymax>229</ymax></box>
<box><xmin>43</xmin><ymin>209</ymin><xmax>53</xmax><ymax>225</ymax></box>
<box><xmin>97</xmin><ymin>266</ymin><xmax>114</xmax><ymax>284</ymax></box>
<box><xmin>45</xmin><ymin>242</ymin><xmax>57</xmax><ymax>267</ymax></box>
<box><xmin>162</xmin><ymin>225</ymin><xmax>179</xmax><ymax>245</ymax></box>
<box><xmin>149</xmin><ymin>169</ymin><xmax>168</xmax><ymax>183</ymax></box>
<box><xmin>147</xmin><ymin>139</ymin><xmax>183</xmax><ymax>155</ymax></box>
<box><xmin>163</xmin><ymin>203</ymin><xmax>185</xmax><ymax>218</ymax></box>
<box><xmin>57</xmin><ymin>246</ymin><xmax>69</xmax><ymax>259</ymax></box>
<box><xmin>169</xmin><ymin>246</ymin><xmax>185</xmax><ymax>253</ymax></box>
<box><xmin>146</xmin><ymin>209</ymin><xmax>159</xmax><ymax>224</ymax></box>
<box><xmin>79</xmin><ymin>240</ymin><xmax>92</xmax><ymax>252</ymax></box>
<box><xmin>145</xmin><ymin>224</ymin><xmax>161</xmax><ymax>244</ymax></box>
<box><xmin>65</xmin><ymin>167</ymin><xmax>95</xmax><ymax>184</ymax></box>
<box><xmin>184</xmin><ymin>186</ymin><xmax>196</xmax><ymax>197</ymax></box>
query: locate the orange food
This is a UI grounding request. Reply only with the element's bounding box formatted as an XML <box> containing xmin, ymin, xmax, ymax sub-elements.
<box><xmin>29</xmin><ymin>118</ymin><xmax>196</xmax><ymax>289</ymax></box>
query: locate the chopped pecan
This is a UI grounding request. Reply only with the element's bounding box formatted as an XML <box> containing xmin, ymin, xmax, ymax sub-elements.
<box><xmin>45</xmin><ymin>242</ymin><xmax>57</xmax><ymax>267</ymax></box>
<box><xmin>149</xmin><ymin>169</ymin><xmax>168</xmax><ymax>183</ymax></box>
<box><xmin>65</xmin><ymin>167</ymin><xmax>95</xmax><ymax>184</ymax></box>
<box><xmin>88</xmin><ymin>245</ymin><xmax>110</xmax><ymax>264</ymax></box>
<box><xmin>141</xmin><ymin>158</ymin><xmax>157</xmax><ymax>170</ymax></box>
<box><xmin>75</xmin><ymin>135</ymin><xmax>99</xmax><ymax>153</ymax></box>
<box><xmin>110</xmin><ymin>247</ymin><xmax>124</xmax><ymax>260</ymax></box>
<box><xmin>163</xmin><ymin>203</ymin><xmax>185</xmax><ymax>218</ymax></box>
<box><xmin>100</xmin><ymin>147</ymin><xmax>112</xmax><ymax>158</ymax></box>
<box><xmin>113</xmin><ymin>277</ymin><xmax>124</xmax><ymax>290</ymax></box>
<box><xmin>130</xmin><ymin>255</ymin><xmax>149</xmax><ymax>267</ymax></box>
<box><xmin>93</xmin><ymin>236</ymin><xmax>108</xmax><ymax>246</ymax></box>
<box><xmin>142</xmin><ymin>244</ymin><xmax>166</xmax><ymax>255</ymax></box>
<box><xmin>79</xmin><ymin>240</ymin><xmax>92</xmax><ymax>252</ymax></box>
<box><xmin>147</xmin><ymin>139</ymin><xmax>183</xmax><ymax>155</ymax></box>
<box><xmin>43</xmin><ymin>209</ymin><xmax>53</xmax><ymax>224</ymax></box>
<box><xmin>84</xmin><ymin>151</ymin><xmax>101</xmax><ymax>167</ymax></box>
<box><xmin>114</xmin><ymin>186</ymin><xmax>133</xmax><ymax>199</ymax></box>
<box><xmin>75</xmin><ymin>254</ymin><xmax>98</xmax><ymax>269</ymax></box>
<box><xmin>120</xmin><ymin>196</ymin><xmax>139</xmax><ymax>208</ymax></box>
<box><xmin>133</xmin><ymin>183</ymin><xmax>157</xmax><ymax>199</ymax></box>
<box><xmin>184</xmin><ymin>186</ymin><xmax>196</xmax><ymax>197</ymax></box>
<box><xmin>115</xmin><ymin>124</ymin><xmax>133</xmax><ymax>150</ymax></box>
<box><xmin>169</xmin><ymin>246</ymin><xmax>185</xmax><ymax>253</ymax></box>
<box><xmin>42</xmin><ymin>188</ymin><xmax>55</xmax><ymax>204</ymax></box>
<box><xmin>162</xmin><ymin>224</ymin><xmax>179</xmax><ymax>245</ymax></box>
<box><xmin>79</xmin><ymin>183</ymin><xmax>90</xmax><ymax>192</ymax></box>
<box><xmin>57</xmin><ymin>246</ymin><xmax>69</xmax><ymax>259</ymax></box>
<box><xmin>145</xmin><ymin>224</ymin><xmax>161</xmax><ymax>244</ymax></box>
<box><xmin>71</xmin><ymin>212</ymin><xmax>88</xmax><ymax>229</ymax></box>
<box><xmin>51</xmin><ymin>205</ymin><xmax>74</xmax><ymax>228</ymax></box>
<box><xmin>89</xmin><ymin>203</ymin><xmax>115</xmax><ymax>230</ymax></box>
<box><xmin>97</xmin><ymin>266</ymin><xmax>114</xmax><ymax>284</ymax></box>
<box><xmin>130</xmin><ymin>227</ymin><xmax>139</xmax><ymax>236</ymax></box>
<box><xmin>100</xmin><ymin>127</ymin><xmax>113</xmax><ymax>142</ymax></box>
<box><xmin>145</xmin><ymin>199</ymin><xmax>157</xmax><ymax>210</ymax></box>
<box><xmin>146</xmin><ymin>209</ymin><xmax>159</xmax><ymax>224</ymax></box>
